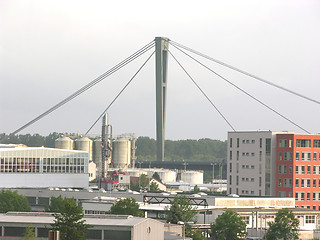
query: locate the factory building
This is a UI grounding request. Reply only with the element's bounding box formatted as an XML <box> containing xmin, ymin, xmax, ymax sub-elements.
<box><xmin>0</xmin><ymin>145</ymin><xmax>89</xmax><ymax>188</ymax></box>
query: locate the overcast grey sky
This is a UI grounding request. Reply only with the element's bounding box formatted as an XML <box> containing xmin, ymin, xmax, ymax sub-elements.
<box><xmin>1</xmin><ymin>0</ymin><xmax>320</xmax><ymax>140</ymax></box>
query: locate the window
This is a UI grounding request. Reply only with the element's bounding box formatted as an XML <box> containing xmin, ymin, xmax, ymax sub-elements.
<box><xmin>229</xmin><ymin>163</ymin><xmax>232</xmax><ymax>173</ymax></box>
<box><xmin>236</xmin><ymin>176</ymin><xmax>239</xmax><ymax>185</ymax></box>
<box><xmin>236</xmin><ymin>151</ymin><xmax>239</xmax><ymax>161</ymax></box>
<box><xmin>284</xmin><ymin>165</ymin><xmax>287</xmax><ymax>174</ymax></box>
<box><xmin>296</xmin><ymin>152</ymin><xmax>300</xmax><ymax>161</ymax></box>
<box><xmin>259</xmin><ymin>177</ymin><xmax>262</xmax><ymax>187</ymax></box>
<box><xmin>296</xmin><ymin>139</ymin><xmax>311</xmax><ymax>148</ymax></box>
<box><xmin>259</xmin><ymin>151</ymin><xmax>262</xmax><ymax>161</ymax></box>
<box><xmin>252</xmin><ymin>140</ymin><xmax>255</xmax><ymax>144</ymax></box>
<box><xmin>279</xmin><ymin>152</ymin><xmax>282</xmax><ymax>161</ymax></box>
<box><xmin>313</xmin><ymin>179</ymin><xmax>316</xmax><ymax>188</ymax></box>
<box><xmin>306</xmin><ymin>216</ymin><xmax>315</xmax><ymax>224</ymax></box>
<box><xmin>230</xmin><ymin>138</ymin><xmax>233</xmax><ymax>148</ymax></box>
<box><xmin>307</xmin><ymin>179</ymin><xmax>311</xmax><ymax>187</ymax></box>
<box><xmin>295</xmin><ymin>179</ymin><xmax>299</xmax><ymax>187</ymax></box>
<box><xmin>278</xmin><ymin>165</ymin><xmax>282</xmax><ymax>174</ymax></box>
<box><xmin>314</xmin><ymin>152</ymin><xmax>317</xmax><ymax>161</ymax></box>
<box><xmin>251</xmin><ymin>153</ymin><xmax>255</xmax><ymax>156</ymax></box>
<box><xmin>302</xmin><ymin>166</ymin><xmax>305</xmax><ymax>174</ymax></box>
<box><xmin>251</xmin><ymin>178</ymin><xmax>254</xmax><ymax>182</ymax></box>
<box><xmin>307</xmin><ymin>165</ymin><xmax>311</xmax><ymax>174</ymax></box>
<box><xmin>279</xmin><ymin>139</ymin><xmax>287</xmax><ymax>148</ymax></box>
<box><xmin>301</xmin><ymin>192</ymin><xmax>305</xmax><ymax>200</ymax></box>
<box><xmin>295</xmin><ymin>192</ymin><xmax>298</xmax><ymax>200</ymax></box>
<box><xmin>313</xmin><ymin>166</ymin><xmax>317</xmax><ymax>174</ymax></box>
<box><xmin>278</xmin><ymin>179</ymin><xmax>282</xmax><ymax>187</ymax></box>
<box><xmin>237</xmin><ymin>138</ymin><xmax>239</xmax><ymax>148</ymax></box>
<box><xmin>260</xmin><ymin>138</ymin><xmax>262</xmax><ymax>148</ymax></box>
<box><xmin>230</xmin><ymin>151</ymin><xmax>233</xmax><ymax>160</ymax></box>
<box><xmin>289</xmin><ymin>165</ymin><xmax>292</xmax><ymax>174</ymax></box>
<box><xmin>308</xmin><ymin>152</ymin><xmax>311</xmax><ymax>161</ymax></box>
<box><xmin>295</xmin><ymin>166</ymin><xmax>299</xmax><ymax>174</ymax></box>
<box><xmin>229</xmin><ymin>175</ymin><xmax>232</xmax><ymax>184</ymax></box>
<box><xmin>313</xmin><ymin>192</ymin><xmax>316</xmax><ymax>201</ymax></box>
<box><xmin>314</xmin><ymin>140</ymin><xmax>320</xmax><ymax>148</ymax></box>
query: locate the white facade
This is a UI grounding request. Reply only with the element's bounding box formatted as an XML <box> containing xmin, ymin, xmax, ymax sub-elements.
<box><xmin>0</xmin><ymin>146</ymin><xmax>89</xmax><ymax>188</ymax></box>
<box><xmin>227</xmin><ymin>131</ymin><xmax>292</xmax><ymax>197</ymax></box>
<box><xmin>89</xmin><ymin>161</ymin><xmax>96</xmax><ymax>182</ymax></box>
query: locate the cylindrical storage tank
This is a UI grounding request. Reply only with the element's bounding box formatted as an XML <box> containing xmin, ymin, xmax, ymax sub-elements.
<box><xmin>159</xmin><ymin>170</ymin><xmax>177</xmax><ymax>183</ymax></box>
<box><xmin>125</xmin><ymin>169</ymin><xmax>147</xmax><ymax>177</ymax></box>
<box><xmin>55</xmin><ymin>136</ymin><xmax>74</xmax><ymax>150</ymax></box>
<box><xmin>75</xmin><ymin>136</ymin><xmax>93</xmax><ymax>160</ymax></box>
<box><xmin>112</xmin><ymin>138</ymin><xmax>131</xmax><ymax>168</ymax></box>
<box><xmin>181</xmin><ymin>171</ymin><xmax>203</xmax><ymax>184</ymax></box>
<box><xmin>93</xmin><ymin>138</ymin><xmax>102</xmax><ymax>164</ymax></box>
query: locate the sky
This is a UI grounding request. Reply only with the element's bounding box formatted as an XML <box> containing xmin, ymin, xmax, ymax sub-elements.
<box><xmin>0</xmin><ymin>0</ymin><xmax>320</xmax><ymax>141</ymax></box>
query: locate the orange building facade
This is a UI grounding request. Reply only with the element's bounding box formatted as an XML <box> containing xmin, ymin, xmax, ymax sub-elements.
<box><xmin>276</xmin><ymin>134</ymin><xmax>320</xmax><ymax>209</ymax></box>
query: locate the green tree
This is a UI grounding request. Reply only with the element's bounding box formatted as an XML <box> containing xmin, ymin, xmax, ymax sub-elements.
<box><xmin>265</xmin><ymin>208</ymin><xmax>299</xmax><ymax>240</ymax></box>
<box><xmin>193</xmin><ymin>185</ymin><xmax>200</xmax><ymax>193</ymax></box>
<box><xmin>50</xmin><ymin>198</ymin><xmax>89</xmax><ymax>240</ymax></box>
<box><xmin>150</xmin><ymin>181</ymin><xmax>160</xmax><ymax>192</ymax></box>
<box><xmin>110</xmin><ymin>198</ymin><xmax>144</xmax><ymax>217</ymax></box>
<box><xmin>165</xmin><ymin>196</ymin><xmax>197</xmax><ymax>224</ymax></box>
<box><xmin>185</xmin><ymin>225</ymin><xmax>206</xmax><ymax>240</ymax></box>
<box><xmin>210</xmin><ymin>209</ymin><xmax>247</xmax><ymax>240</ymax></box>
<box><xmin>45</xmin><ymin>196</ymin><xmax>67</xmax><ymax>212</ymax></box>
<box><xmin>0</xmin><ymin>190</ymin><xmax>31</xmax><ymax>213</ymax></box>
<box><xmin>139</xmin><ymin>173</ymin><xmax>149</xmax><ymax>189</ymax></box>
<box><xmin>152</xmin><ymin>172</ymin><xmax>162</xmax><ymax>182</ymax></box>
<box><xmin>24</xmin><ymin>225</ymin><xmax>36</xmax><ymax>240</ymax></box>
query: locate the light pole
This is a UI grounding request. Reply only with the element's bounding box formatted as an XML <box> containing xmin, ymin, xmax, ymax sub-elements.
<box><xmin>211</xmin><ymin>163</ymin><xmax>215</xmax><ymax>183</ymax></box>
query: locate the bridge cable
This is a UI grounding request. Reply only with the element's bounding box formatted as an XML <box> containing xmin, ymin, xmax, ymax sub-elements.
<box><xmin>170</xmin><ymin>43</ymin><xmax>311</xmax><ymax>134</ymax></box>
<box><xmin>9</xmin><ymin>40</ymin><xmax>155</xmax><ymax>136</ymax></box>
<box><xmin>170</xmin><ymin>40</ymin><xmax>320</xmax><ymax>106</ymax></box>
<box><xmin>85</xmin><ymin>51</ymin><xmax>155</xmax><ymax>134</ymax></box>
<box><xmin>168</xmin><ymin>50</ymin><xmax>236</xmax><ymax>131</ymax></box>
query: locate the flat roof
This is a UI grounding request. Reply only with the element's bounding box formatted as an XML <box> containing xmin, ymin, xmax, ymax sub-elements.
<box><xmin>0</xmin><ymin>212</ymin><xmax>157</xmax><ymax>227</ymax></box>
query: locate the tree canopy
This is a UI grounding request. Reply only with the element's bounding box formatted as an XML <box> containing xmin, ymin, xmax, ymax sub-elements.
<box><xmin>45</xmin><ymin>195</ymin><xmax>68</xmax><ymax>213</ymax></box>
<box><xmin>265</xmin><ymin>208</ymin><xmax>299</xmax><ymax>240</ymax></box>
<box><xmin>110</xmin><ymin>198</ymin><xmax>144</xmax><ymax>217</ymax></box>
<box><xmin>210</xmin><ymin>209</ymin><xmax>247</xmax><ymax>240</ymax></box>
<box><xmin>50</xmin><ymin>197</ymin><xmax>89</xmax><ymax>240</ymax></box>
<box><xmin>165</xmin><ymin>196</ymin><xmax>196</xmax><ymax>224</ymax></box>
<box><xmin>0</xmin><ymin>190</ymin><xmax>31</xmax><ymax>213</ymax></box>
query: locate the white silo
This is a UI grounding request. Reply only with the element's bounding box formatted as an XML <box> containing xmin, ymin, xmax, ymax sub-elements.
<box><xmin>75</xmin><ymin>136</ymin><xmax>93</xmax><ymax>160</ymax></box>
<box><xmin>112</xmin><ymin>138</ymin><xmax>131</xmax><ymax>168</ymax></box>
<box><xmin>181</xmin><ymin>171</ymin><xmax>203</xmax><ymax>184</ymax></box>
<box><xmin>55</xmin><ymin>136</ymin><xmax>74</xmax><ymax>150</ymax></box>
<box><xmin>159</xmin><ymin>170</ymin><xmax>177</xmax><ymax>182</ymax></box>
<box><xmin>93</xmin><ymin>138</ymin><xmax>102</xmax><ymax>164</ymax></box>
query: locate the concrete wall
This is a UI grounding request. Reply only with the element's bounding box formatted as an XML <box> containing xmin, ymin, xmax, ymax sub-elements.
<box><xmin>0</xmin><ymin>173</ymin><xmax>88</xmax><ymax>188</ymax></box>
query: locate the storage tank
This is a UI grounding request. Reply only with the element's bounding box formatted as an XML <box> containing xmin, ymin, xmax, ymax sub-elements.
<box><xmin>181</xmin><ymin>171</ymin><xmax>203</xmax><ymax>184</ymax></box>
<box><xmin>125</xmin><ymin>169</ymin><xmax>148</xmax><ymax>177</ymax></box>
<box><xmin>55</xmin><ymin>136</ymin><xmax>74</xmax><ymax>150</ymax></box>
<box><xmin>112</xmin><ymin>138</ymin><xmax>131</xmax><ymax>168</ymax></box>
<box><xmin>159</xmin><ymin>170</ymin><xmax>177</xmax><ymax>182</ymax></box>
<box><xmin>75</xmin><ymin>136</ymin><xmax>93</xmax><ymax>160</ymax></box>
<box><xmin>93</xmin><ymin>138</ymin><xmax>102</xmax><ymax>164</ymax></box>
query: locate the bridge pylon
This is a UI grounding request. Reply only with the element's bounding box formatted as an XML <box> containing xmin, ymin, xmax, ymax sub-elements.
<box><xmin>155</xmin><ymin>37</ymin><xmax>169</xmax><ymax>161</ymax></box>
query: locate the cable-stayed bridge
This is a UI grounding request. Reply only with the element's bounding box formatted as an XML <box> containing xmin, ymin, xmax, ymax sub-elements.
<box><xmin>6</xmin><ymin>37</ymin><xmax>320</xmax><ymax>162</ymax></box>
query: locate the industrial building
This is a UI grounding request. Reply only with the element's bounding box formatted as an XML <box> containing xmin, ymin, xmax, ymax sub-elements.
<box><xmin>227</xmin><ymin>131</ymin><xmax>320</xmax><ymax>210</ymax></box>
<box><xmin>0</xmin><ymin>212</ymin><xmax>168</xmax><ymax>240</ymax></box>
<box><xmin>0</xmin><ymin>145</ymin><xmax>89</xmax><ymax>188</ymax></box>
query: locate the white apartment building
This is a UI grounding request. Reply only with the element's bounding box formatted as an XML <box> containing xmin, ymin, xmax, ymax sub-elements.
<box><xmin>227</xmin><ymin>131</ymin><xmax>292</xmax><ymax>196</ymax></box>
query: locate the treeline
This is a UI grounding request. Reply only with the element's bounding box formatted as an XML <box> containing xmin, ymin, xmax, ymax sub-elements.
<box><xmin>0</xmin><ymin>133</ymin><xmax>227</xmax><ymax>162</ymax></box>
<box><xmin>136</xmin><ymin>136</ymin><xmax>227</xmax><ymax>162</ymax></box>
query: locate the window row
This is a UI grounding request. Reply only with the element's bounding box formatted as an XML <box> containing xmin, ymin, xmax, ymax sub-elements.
<box><xmin>295</xmin><ymin>165</ymin><xmax>320</xmax><ymax>175</ymax></box>
<box><xmin>296</xmin><ymin>139</ymin><xmax>320</xmax><ymax>148</ymax></box>
<box><xmin>278</xmin><ymin>178</ymin><xmax>292</xmax><ymax>188</ymax></box>
<box><xmin>278</xmin><ymin>151</ymin><xmax>293</xmax><ymax>161</ymax></box>
<box><xmin>295</xmin><ymin>178</ymin><xmax>320</xmax><ymax>188</ymax></box>
<box><xmin>278</xmin><ymin>164</ymin><xmax>292</xmax><ymax>174</ymax></box>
